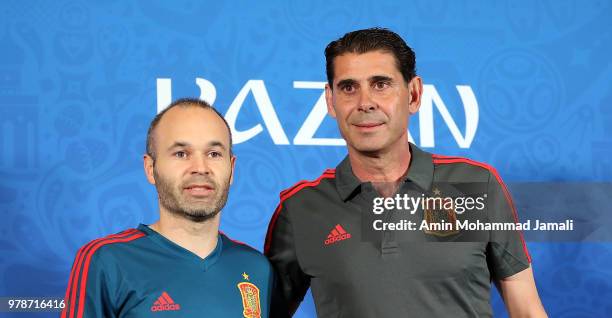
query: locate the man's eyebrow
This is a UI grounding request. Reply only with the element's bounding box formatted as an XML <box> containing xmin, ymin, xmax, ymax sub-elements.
<box><xmin>336</xmin><ymin>76</ymin><xmax>394</xmax><ymax>88</ymax></box>
<box><xmin>167</xmin><ymin>141</ymin><xmax>191</xmax><ymax>151</ymax></box>
<box><xmin>208</xmin><ymin>141</ymin><xmax>227</xmax><ymax>150</ymax></box>
<box><xmin>369</xmin><ymin>75</ymin><xmax>393</xmax><ymax>83</ymax></box>
<box><xmin>336</xmin><ymin>78</ymin><xmax>357</xmax><ymax>88</ymax></box>
<box><xmin>166</xmin><ymin>140</ymin><xmax>228</xmax><ymax>152</ymax></box>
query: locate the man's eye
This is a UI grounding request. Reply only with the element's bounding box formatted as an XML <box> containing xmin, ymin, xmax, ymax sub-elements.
<box><xmin>208</xmin><ymin>151</ymin><xmax>222</xmax><ymax>158</ymax></box>
<box><xmin>373</xmin><ymin>81</ymin><xmax>389</xmax><ymax>90</ymax></box>
<box><xmin>174</xmin><ymin>151</ymin><xmax>187</xmax><ymax>159</ymax></box>
<box><xmin>341</xmin><ymin>85</ymin><xmax>355</xmax><ymax>93</ymax></box>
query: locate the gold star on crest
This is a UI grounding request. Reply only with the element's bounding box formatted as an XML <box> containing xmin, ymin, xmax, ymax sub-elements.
<box><xmin>242</xmin><ymin>272</ymin><xmax>249</xmax><ymax>280</ymax></box>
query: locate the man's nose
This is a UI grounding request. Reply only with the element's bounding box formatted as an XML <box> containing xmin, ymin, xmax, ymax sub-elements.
<box><xmin>190</xmin><ymin>153</ymin><xmax>211</xmax><ymax>175</ymax></box>
<box><xmin>357</xmin><ymin>88</ymin><xmax>378</xmax><ymax>113</ymax></box>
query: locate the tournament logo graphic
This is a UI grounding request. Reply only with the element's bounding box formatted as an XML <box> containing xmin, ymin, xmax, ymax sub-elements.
<box><xmin>423</xmin><ymin>187</ymin><xmax>460</xmax><ymax>237</ymax></box>
<box><xmin>237</xmin><ymin>272</ymin><xmax>261</xmax><ymax>318</ymax></box>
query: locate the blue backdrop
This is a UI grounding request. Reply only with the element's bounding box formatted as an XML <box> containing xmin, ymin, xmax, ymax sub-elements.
<box><xmin>1</xmin><ymin>1</ymin><xmax>612</xmax><ymax>317</ymax></box>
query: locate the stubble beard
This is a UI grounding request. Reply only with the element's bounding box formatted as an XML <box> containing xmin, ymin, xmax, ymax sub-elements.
<box><xmin>153</xmin><ymin>169</ymin><xmax>230</xmax><ymax>223</ymax></box>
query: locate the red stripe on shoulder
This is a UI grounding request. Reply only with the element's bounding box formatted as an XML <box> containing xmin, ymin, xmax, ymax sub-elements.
<box><xmin>432</xmin><ymin>157</ymin><xmax>531</xmax><ymax>263</ymax></box>
<box><xmin>279</xmin><ymin>168</ymin><xmax>335</xmax><ymax>198</ymax></box>
<box><xmin>431</xmin><ymin>154</ymin><xmax>463</xmax><ymax>160</ymax></box>
<box><xmin>264</xmin><ymin>169</ymin><xmax>336</xmax><ymax>254</ymax></box>
<box><xmin>432</xmin><ymin>156</ymin><xmax>493</xmax><ymax>171</ymax></box>
<box><xmin>218</xmin><ymin>230</ymin><xmax>257</xmax><ymax>251</ymax></box>
<box><xmin>280</xmin><ymin>169</ymin><xmax>335</xmax><ymax>201</ymax></box>
<box><xmin>63</xmin><ymin>229</ymin><xmax>138</xmax><ymax>318</ymax></box>
<box><xmin>68</xmin><ymin>230</ymin><xmax>145</xmax><ymax>318</ymax></box>
<box><xmin>76</xmin><ymin>231</ymin><xmax>146</xmax><ymax>318</ymax></box>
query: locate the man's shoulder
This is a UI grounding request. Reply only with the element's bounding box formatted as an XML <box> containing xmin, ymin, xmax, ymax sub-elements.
<box><xmin>277</xmin><ymin>168</ymin><xmax>337</xmax><ymax>204</ymax></box>
<box><xmin>76</xmin><ymin>228</ymin><xmax>148</xmax><ymax>262</ymax></box>
<box><xmin>220</xmin><ymin>233</ymin><xmax>271</xmax><ymax>267</ymax></box>
<box><xmin>430</xmin><ymin>153</ymin><xmax>498</xmax><ymax>182</ymax></box>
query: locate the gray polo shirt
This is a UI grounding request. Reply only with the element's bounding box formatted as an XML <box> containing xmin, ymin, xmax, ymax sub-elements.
<box><xmin>265</xmin><ymin>143</ymin><xmax>530</xmax><ymax>317</ymax></box>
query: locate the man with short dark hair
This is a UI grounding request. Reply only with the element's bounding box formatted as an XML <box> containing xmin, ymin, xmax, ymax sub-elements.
<box><xmin>63</xmin><ymin>98</ymin><xmax>275</xmax><ymax>317</ymax></box>
<box><xmin>265</xmin><ymin>28</ymin><xmax>547</xmax><ymax>317</ymax></box>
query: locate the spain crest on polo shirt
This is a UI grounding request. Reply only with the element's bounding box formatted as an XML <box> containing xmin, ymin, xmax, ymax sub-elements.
<box><xmin>423</xmin><ymin>187</ymin><xmax>460</xmax><ymax>237</ymax></box>
<box><xmin>237</xmin><ymin>272</ymin><xmax>261</xmax><ymax>318</ymax></box>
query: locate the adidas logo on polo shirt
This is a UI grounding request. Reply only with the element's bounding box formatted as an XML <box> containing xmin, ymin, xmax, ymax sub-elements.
<box><xmin>324</xmin><ymin>224</ymin><xmax>351</xmax><ymax>245</ymax></box>
<box><xmin>150</xmin><ymin>291</ymin><xmax>181</xmax><ymax>312</ymax></box>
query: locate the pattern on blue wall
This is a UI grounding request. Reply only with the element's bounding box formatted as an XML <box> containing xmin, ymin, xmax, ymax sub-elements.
<box><xmin>1</xmin><ymin>1</ymin><xmax>611</xmax><ymax>317</ymax></box>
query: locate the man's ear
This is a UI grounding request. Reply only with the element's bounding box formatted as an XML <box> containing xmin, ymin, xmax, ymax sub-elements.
<box><xmin>144</xmin><ymin>154</ymin><xmax>156</xmax><ymax>185</ymax></box>
<box><xmin>229</xmin><ymin>155</ymin><xmax>236</xmax><ymax>185</ymax></box>
<box><xmin>325</xmin><ymin>83</ymin><xmax>337</xmax><ymax>118</ymax></box>
<box><xmin>408</xmin><ymin>76</ymin><xmax>423</xmax><ymax>114</ymax></box>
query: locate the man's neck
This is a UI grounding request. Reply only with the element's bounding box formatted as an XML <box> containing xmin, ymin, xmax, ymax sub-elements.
<box><xmin>348</xmin><ymin>139</ymin><xmax>411</xmax><ymax>197</ymax></box>
<box><xmin>150</xmin><ymin>210</ymin><xmax>220</xmax><ymax>259</ymax></box>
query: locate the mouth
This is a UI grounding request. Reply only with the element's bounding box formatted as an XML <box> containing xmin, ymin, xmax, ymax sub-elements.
<box><xmin>183</xmin><ymin>184</ymin><xmax>215</xmax><ymax>197</ymax></box>
<box><xmin>352</xmin><ymin>121</ymin><xmax>385</xmax><ymax>130</ymax></box>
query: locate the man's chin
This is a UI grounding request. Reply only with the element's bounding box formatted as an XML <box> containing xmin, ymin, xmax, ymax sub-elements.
<box><xmin>347</xmin><ymin>133</ymin><xmax>407</xmax><ymax>155</ymax></box>
<box><xmin>349</xmin><ymin>140</ymin><xmax>388</xmax><ymax>154</ymax></box>
<box><xmin>163</xmin><ymin>202</ymin><xmax>221</xmax><ymax>223</ymax></box>
<box><xmin>180</xmin><ymin>209</ymin><xmax>220</xmax><ymax>223</ymax></box>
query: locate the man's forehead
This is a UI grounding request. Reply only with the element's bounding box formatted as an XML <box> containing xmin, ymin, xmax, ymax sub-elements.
<box><xmin>333</xmin><ymin>51</ymin><xmax>400</xmax><ymax>80</ymax></box>
<box><xmin>158</xmin><ymin>106</ymin><xmax>220</xmax><ymax>126</ymax></box>
<box><xmin>154</xmin><ymin>106</ymin><xmax>230</xmax><ymax>145</ymax></box>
